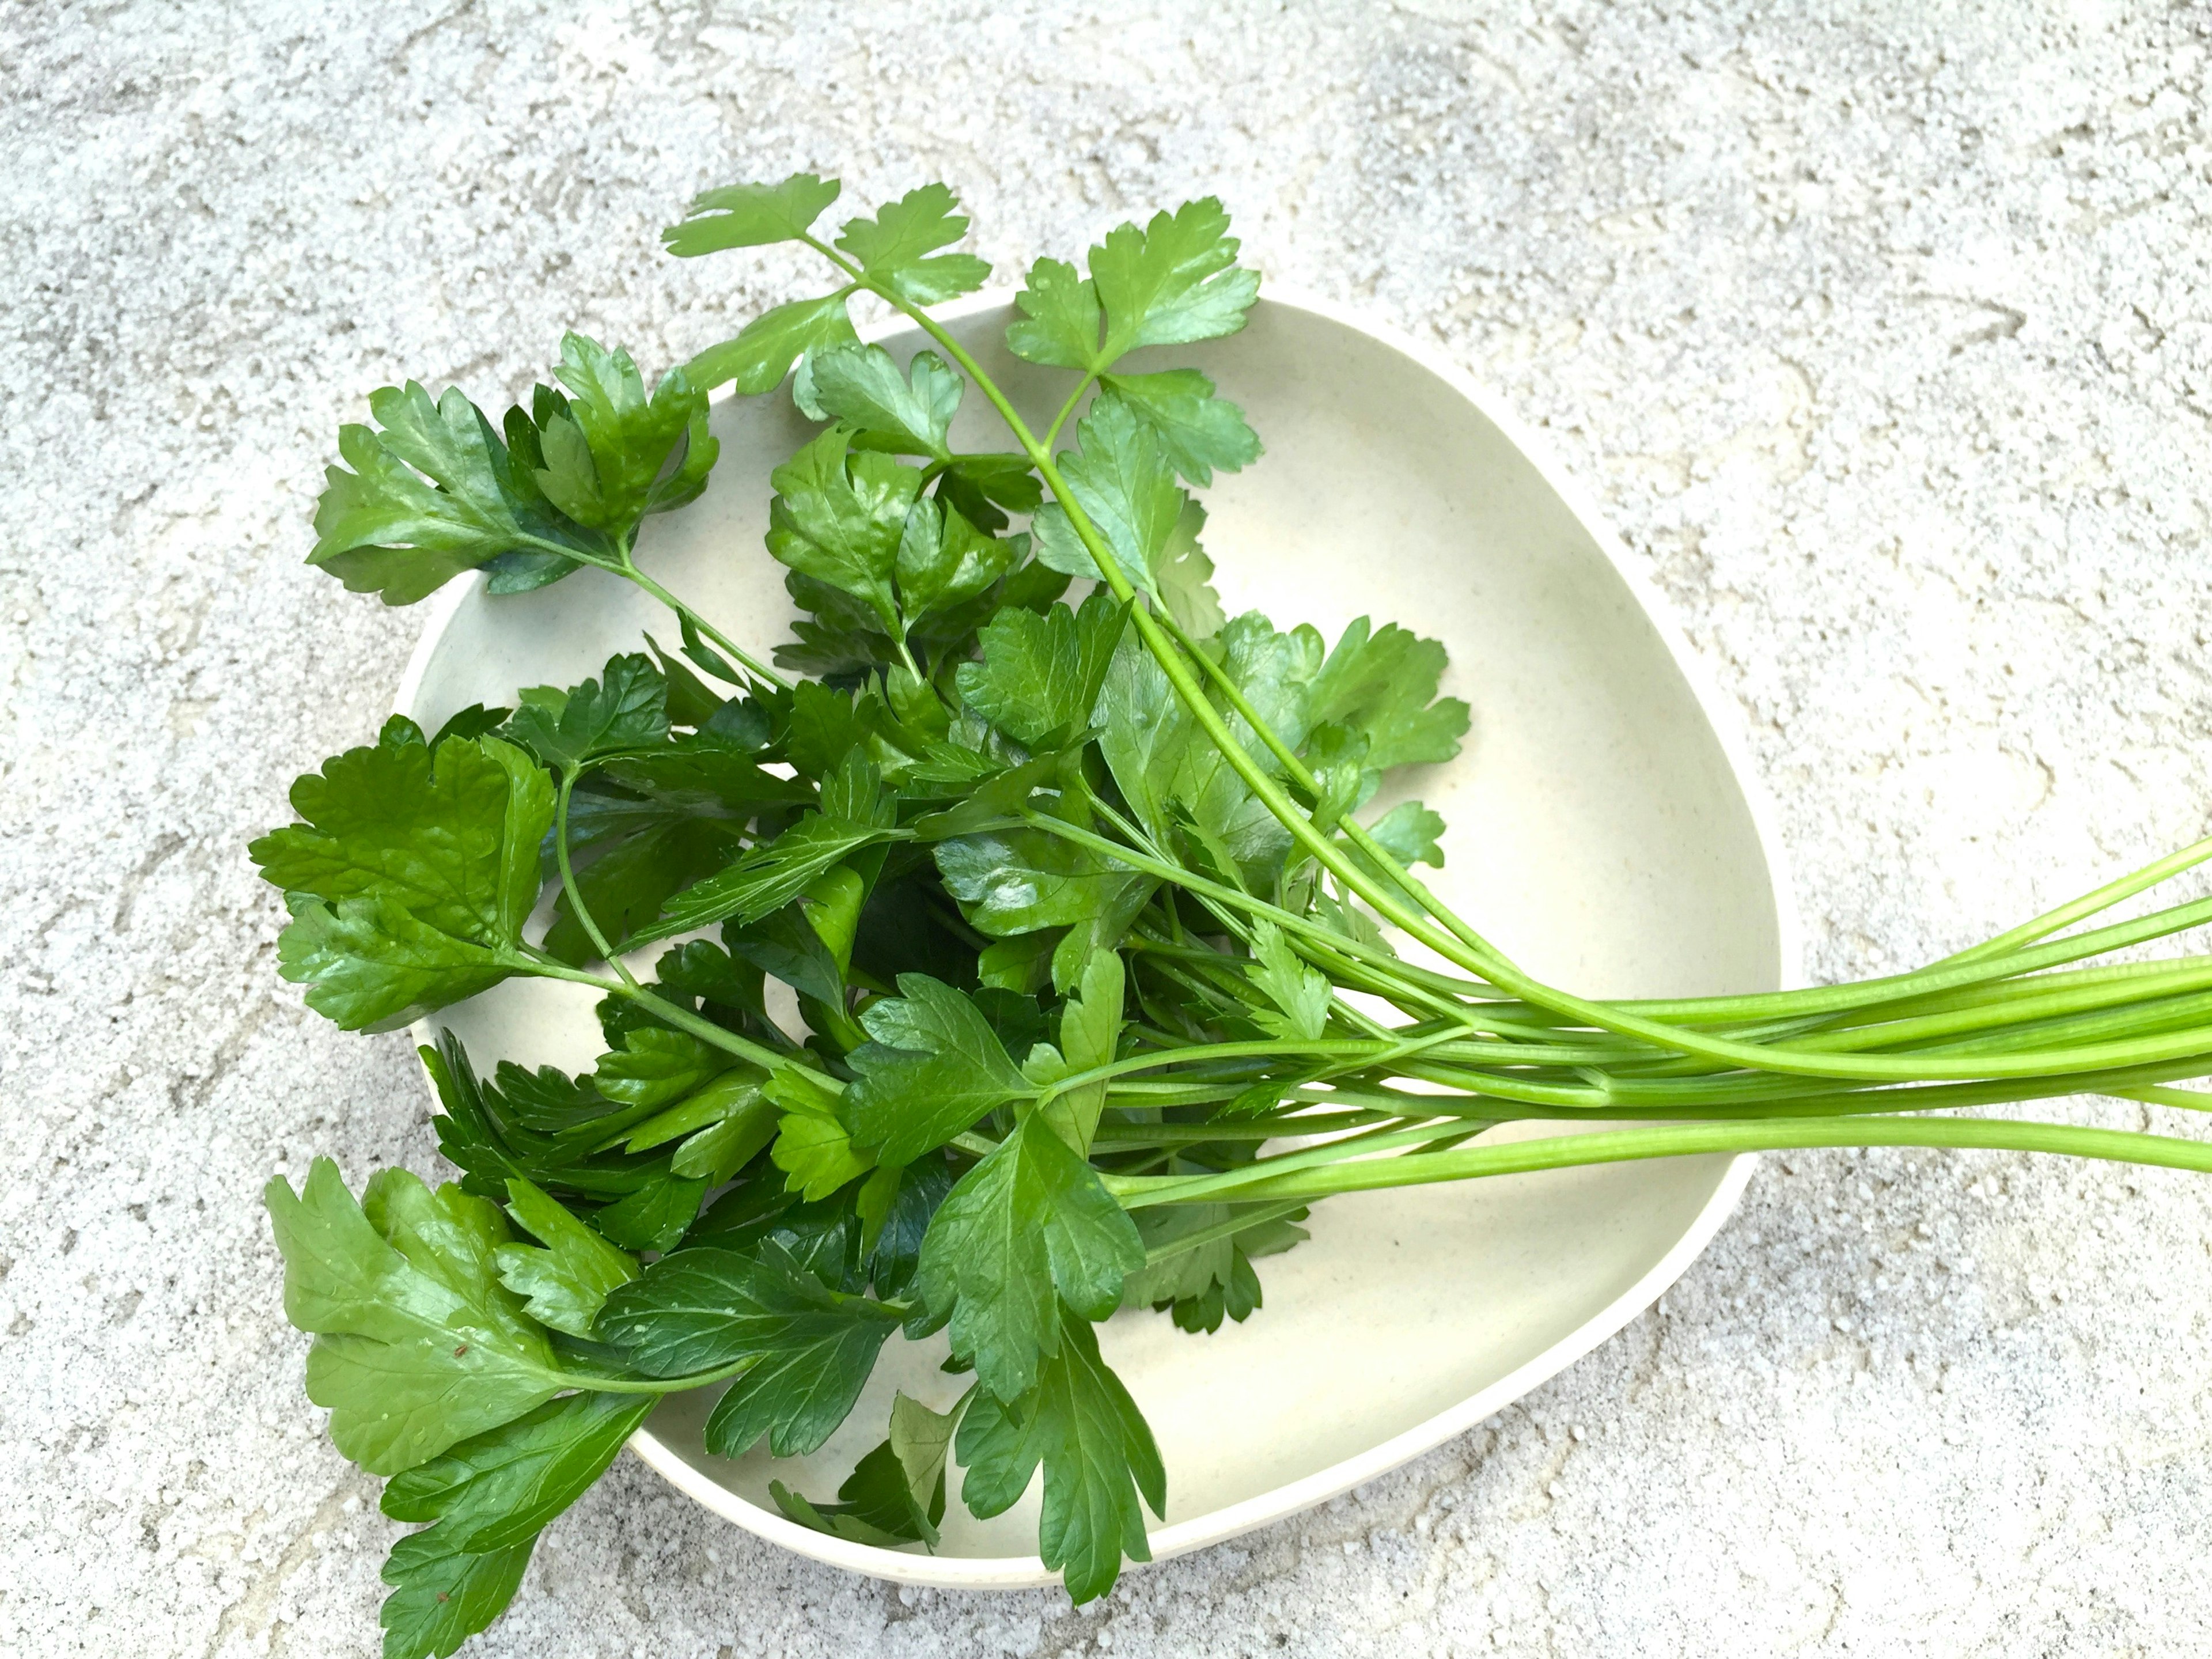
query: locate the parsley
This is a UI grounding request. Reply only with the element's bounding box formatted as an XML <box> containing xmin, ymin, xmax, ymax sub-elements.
<box><xmin>260</xmin><ymin>175</ymin><xmax>2212</xmax><ymax>1647</ymax></box>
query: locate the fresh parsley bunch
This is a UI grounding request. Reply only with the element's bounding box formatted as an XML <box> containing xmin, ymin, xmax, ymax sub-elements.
<box><xmin>257</xmin><ymin>175</ymin><xmax>2212</xmax><ymax>1657</ymax></box>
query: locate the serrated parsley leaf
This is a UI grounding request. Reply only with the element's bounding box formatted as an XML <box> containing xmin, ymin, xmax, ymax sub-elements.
<box><xmin>372</xmin><ymin>1388</ymin><xmax>653</xmax><ymax>1659</ymax></box>
<box><xmin>767</xmin><ymin>1065</ymin><xmax>873</xmax><ymax>1202</ymax></box>
<box><xmin>255</xmin><ymin>736</ymin><xmax>552</xmax><ymax>944</ymax></box>
<box><xmin>310</xmin><ymin>383</ymin><xmax>570</xmax><ymax>606</ymax></box>
<box><xmin>771</xmin><ymin>1389</ymin><xmax>960</xmax><ymax>1548</ymax></box>
<box><xmin>382</xmin><ymin>1388</ymin><xmax>653</xmax><ymax>1548</ymax></box>
<box><xmin>936</xmin><ymin>454</ymin><xmax>1043</xmax><ymax>535</ymax></box>
<box><xmin>934</xmin><ymin>826</ymin><xmax>1154</xmax><ymax>943</ymax></box>
<box><xmin>1005</xmin><ymin>257</ymin><xmax>1104</xmax><ymax>370</ymax></box>
<box><xmin>1247</xmin><ymin>919</ymin><xmax>1331</xmax><ymax>1042</ymax></box>
<box><xmin>955</xmin><ymin>590</ymin><xmax>1127</xmax><ymax>747</ymax></box>
<box><xmin>836</xmin><ymin>183</ymin><xmax>991</xmax><ymax>305</ymax></box>
<box><xmin>1032</xmin><ymin>398</ymin><xmax>1185</xmax><ymax>598</ymax></box>
<box><xmin>1037</xmin><ymin>948</ymin><xmax>1123</xmax><ymax>1155</ymax></box>
<box><xmin>661</xmin><ymin>172</ymin><xmax>842</xmax><ymax>255</ymax></box>
<box><xmin>537</xmin><ymin>334</ymin><xmax>716</xmax><ymax>530</ymax></box>
<box><xmin>686</xmin><ymin>290</ymin><xmax>860</xmax><ymax>397</ymax></box>
<box><xmin>264</xmin><ymin>1160</ymin><xmax>562</xmax><ymax>1476</ymax></box>
<box><xmin>1090</xmin><ymin>197</ymin><xmax>1260</xmax><ymax>359</ymax></box>
<box><xmin>895</xmin><ymin>496</ymin><xmax>1016</xmax><ymax>624</ymax></box>
<box><xmin>809</xmin><ymin>343</ymin><xmax>962</xmax><ymax>460</ymax></box>
<box><xmin>597</xmin><ymin>1240</ymin><xmax>901</xmax><ymax>1456</ymax></box>
<box><xmin>1153</xmin><ymin>498</ymin><xmax>1226</xmax><ymax>638</ymax></box>
<box><xmin>504</xmin><ymin>653</ymin><xmax>670</xmax><ymax>771</ymax></box>
<box><xmin>844</xmin><ymin>975</ymin><xmax>1035</xmax><ymax>1164</ymax></box>
<box><xmin>1305</xmin><ymin>617</ymin><xmax>1471</xmax><ymax>771</ymax></box>
<box><xmin>1095</xmin><ymin>370</ymin><xmax>1260</xmax><ymax>486</ymax></box>
<box><xmin>590</xmin><ymin>1171</ymin><xmax>710</xmax><ymax>1254</ymax></box>
<box><xmin>592</xmin><ymin>1027</ymin><xmax>730</xmax><ymax>1109</ymax></box>
<box><xmin>492</xmin><ymin>1179</ymin><xmax>637</xmax><ymax>1338</ymax></box>
<box><xmin>275</xmin><ymin>892</ymin><xmax>514</xmax><ymax>1033</ymax></box>
<box><xmin>1363</xmin><ymin>800</ymin><xmax>1446</xmax><ymax>869</ymax></box>
<box><xmin>255</xmin><ymin>734</ymin><xmax>552</xmax><ymax>1030</ymax></box>
<box><xmin>916</xmin><ymin>1113</ymin><xmax>1145</xmax><ymax>1400</ymax></box>
<box><xmin>954</xmin><ymin>1306</ymin><xmax>1164</xmax><ymax>1603</ymax></box>
<box><xmin>649</xmin><ymin>813</ymin><xmax>906</xmax><ymax>942</ymax></box>
<box><xmin>377</xmin><ymin>1529</ymin><xmax>533</xmax><ymax>1659</ymax></box>
<box><xmin>766</xmin><ymin>425</ymin><xmax>925</xmax><ymax>635</ymax></box>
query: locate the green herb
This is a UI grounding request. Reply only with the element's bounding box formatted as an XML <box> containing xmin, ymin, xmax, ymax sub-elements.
<box><xmin>257</xmin><ymin>175</ymin><xmax>2212</xmax><ymax>1653</ymax></box>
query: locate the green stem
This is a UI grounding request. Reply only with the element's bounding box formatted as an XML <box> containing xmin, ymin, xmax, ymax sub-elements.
<box><xmin>560</xmin><ymin>1355</ymin><xmax>759</xmax><ymax>1395</ymax></box>
<box><xmin>515</xmin><ymin>533</ymin><xmax>788</xmax><ymax>692</ymax></box>
<box><xmin>528</xmin><ymin>956</ymin><xmax>797</xmax><ymax>1075</ymax></box>
<box><xmin>1117</xmin><ymin>1114</ymin><xmax>2212</xmax><ymax>1208</ymax></box>
<box><xmin>1108</xmin><ymin>1116</ymin><xmax>1486</xmax><ymax>1205</ymax></box>
<box><xmin>617</xmin><ymin>555</ymin><xmax>789</xmax><ymax>691</ymax></box>
<box><xmin>554</xmin><ymin>772</ymin><xmax>638</xmax><ymax>991</ymax></box>
<box><xmin>1043</xmin><ymin>374</ymin><xmax>1096</xmax><ymax>448</ymax></box>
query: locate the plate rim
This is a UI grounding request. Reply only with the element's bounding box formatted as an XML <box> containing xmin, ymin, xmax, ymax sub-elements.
<box><xmin>393</xmin><ymin>284</ymin><xmax>1802</xmax><ymax>1590</ymax></box>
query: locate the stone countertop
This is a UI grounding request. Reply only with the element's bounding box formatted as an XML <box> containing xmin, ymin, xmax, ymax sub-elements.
<box><xmin>7</xmin><ymin>2</ymin><xmax>2212</xmax><ymax>1653</ymax></box>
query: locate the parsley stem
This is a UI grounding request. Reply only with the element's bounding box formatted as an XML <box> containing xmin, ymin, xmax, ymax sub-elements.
<box><xmin>615</xmin><ymin>556</ymin><xmax>790</xmax><ymax>691</ymax></box>
<box><xmin>525</xmin><ymin>956</ymin><xmax>798</xmax><ymax>1077</ymax></box>
<box><xmin>1042</xmin><ymin>374</ymin><xmax>1096</xmax><ymax>449</ymax></box>
<box><xmin>515</xmin><ymin>531</ymin><xmax>787</xmax><ymax>691</ymax></box>
<box><xmin>558</xmin><ymin>1354</ymin><xmax>759</xmax><ymax>1394</ymax></box>
<box><xmin>553</xmin><ymin>772</ymin><xmax>641</xmax><ymax>992</ymax></box>
<box><xmin>1115</xmin><ymin>1114</ymin><xmax>2212</xmax><ymax>1209</ymax></box>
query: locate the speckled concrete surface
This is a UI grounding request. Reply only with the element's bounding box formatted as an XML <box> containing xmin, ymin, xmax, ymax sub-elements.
<box><xmin>8</xmin><ymin>1</ymin><xmax>2212</xmax><ymax>1653</ymax></box>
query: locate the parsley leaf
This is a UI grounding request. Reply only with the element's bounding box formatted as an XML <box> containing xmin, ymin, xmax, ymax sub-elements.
<box><xmin>1005</xmin><ymin>257</ymin><xmax>1104</xmax><ymax>371</ymax></box>
<box><xmin>264</xmin><ymin>1160</ymin><xmax>562</xmax><ymax>1476</ymax></box>
<box><xmin>504</xmin><ymin>653</ymin><xmax>670</xmax><ymax>771</ymax></box>
<box><xmin>649</xmin><ymin>813</ymin><xmax>905</xmax><ymax>941</ymax></box>
<box><xmin>1032</xmin><ymin>399</ymin><xmax>1184</xmax><ymax>598</ymax></box>
<box><xmin>377</xmin><ymin>1530</ymin><xmax>533</xmax><ymax>1659</ymax></box>
<box><xmin>934</xmin><ymin>827</ymin><xmax>1154</xmax><ymax>945</ymax></box>
<box><xmin>836</xmin><ymin>183</ymin><xmax>991</xmax><ymax>305</ymax></box>
<box><xmin>955</xmin><ymin>591</ymin><xmax>1127</xmax><ymax>747</ymax></box>
<box><xmin>1035</xmin><ymin>948</ymin><xmax>1124</xmax><ymax>1155</ymax></box>
<box><xmin>535</xmin><ymin>335</ymin><xmax>716</xmax><ymax>531</ymax></box>
<box><xmin>1306</xmin><ymin>617</ymin><xmax>1471</xmax><ymax>771</ymax></box>
<box><xmin>1359</xmin><ymin>799</ymin><xmax>1448</xmax><ymax>873</ymax></box>
<box><xmin>766</xmin><ymin>425</ymin><xmax>925</xmax><ymax>636</ymax></box>
<box><xmin>1122</xmin><ymin>1203</ymin><xmax>1306</xmax><ymax>1334</ymax></box>
<box><xmin>1247</xmin><ymin>919</ymin><xmax>1331</xmax><ymax>1042</ymax></box>
<box><xmin>491</xmin><ymin>1179</ymin><xmax>637</xmax><ymax>1339</ymax></box>
<box><xmin>661</xmin><ymin>173</ymin><xmax>843</xmax><ymax>253</ymax></box>
<box><xmin>377</xmin><ymin>1390</ymin><xmax>654</xmax><ymax>1659</ymax></box>
<box><xmin>310</xmin><ymin>383</ymin><xmax>575</xmax><ymax>606</ymax></box>
<box><xmin>254</xmin><ymin>736</ymin><xmax>551</xmax><ymax>1030</ymax></box>
<box><xmin>766</xmin><ymin>1065</ymin><xmax>874</xmax><ymax>1202</ymax></box>
<box><xmin>770</xmin><ymin>1389</ymin><xmax>960</xmax><ymax>1548</ymax></box>
<box><xmin>809</xmin><ymin>343</ymin><xmax>963</xmax><ymax>460</ymax></box>
<box><xmin>382</xmin><ymin>1389</ymin><xmax>654</xmax><ymax>1549</ymax></box>
<box><xmin>596</xmin><ymin>1241</ymin><xmax>902</xmax><ymax>1456</ymax></box>
<box><xmin>843</xmin><ymin>975</ymin><xmax>1036</xmax><ymax>1164</ymax></box>
<box><xmin>685</xmin><ymin>291</ymin><xmax>861</xmax><ymax>397</ymax></box>
<box><xmin>253</xmin><ymin>736</ymin><xmax>550</xmax><ymax>945</ymax></box>
<box><xmin>916</xmin><ymin>1112</ymin><xmax>1145</xmax><ymax>1400</ymax></box>
<box><xmin>954</xmin><ymin>1306</ymin><xmax>1165</xmax><ymax>1603</ymax></box>
<box><xmin>1095</xmin><ymin>370</ymin><xmax>1260</xmax><ymax>486</ymax></box>
<box><xmin>1089</xmin><ymin>196</ymin><xmax>1260</xmax><ymax>359</ymax></box>
<box><xmin>895</xmin><ymin>496</ymin><xmax>1017</xmax><ymax>624</ymax></box>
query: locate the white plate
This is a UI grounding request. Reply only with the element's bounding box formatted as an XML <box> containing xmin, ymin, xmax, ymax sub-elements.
<box><xmin>396</xmin><ymin>290</ymin><xmax>1798</xmax><ymax>1589</ymax></box>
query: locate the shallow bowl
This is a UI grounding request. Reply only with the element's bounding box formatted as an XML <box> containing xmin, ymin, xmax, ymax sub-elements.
<box><xmin>396</xmin><ymin>289</ymin><xmax>1797</xmax><ymax>1589</ymax></box>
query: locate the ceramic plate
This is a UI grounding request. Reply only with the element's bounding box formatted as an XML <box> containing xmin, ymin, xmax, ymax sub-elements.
<box><xmin>396</xmin><ymin>289</ymin><xmax>1798</xmax><ymax>1589</ymax></box>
